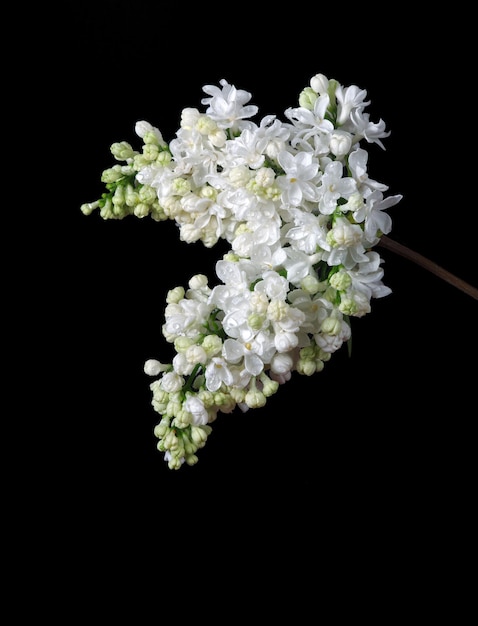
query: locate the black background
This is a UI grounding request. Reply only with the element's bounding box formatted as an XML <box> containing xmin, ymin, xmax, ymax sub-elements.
<box><xmin>17</xmin><ymin>2</ymin><xmax>476</xmax><ymax>614</ymax></box>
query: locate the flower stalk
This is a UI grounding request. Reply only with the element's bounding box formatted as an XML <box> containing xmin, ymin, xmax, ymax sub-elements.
<box><xmin>379</xmin><ymin>236</ymin><xmax>478</xmax><ymax>301</ymax></box>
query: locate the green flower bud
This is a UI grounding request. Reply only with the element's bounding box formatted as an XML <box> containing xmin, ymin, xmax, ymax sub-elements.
<box><xmin>248</xmin><ymin>312</ymin><xmax>265</xmax><ymax>331</ymax></box>
<box><xmin>338</xmin><ymin>296</ymin><xmax>357</xmax><ymax>316</ymax></box>
<box><xmin>99</xmin><ymin>197</ymin><xmax>114</xmax><ymax>219</ymax></box>
<box><xmin>101</xmin><ymin>165</ymin><xmax>124</xmax><ymax>183</ymax></box>
<box><xmin>174</xmin><ymin>409</ymin><xmax>192</xmax><ymax>429</ymax></box>
<box><xmin>196</xmin><ymin>115</ymin><xmax>217</xmax><ymax>135</ymax></box>
<box><xmin>300</xmin><ymin>274</ymin><xmax>321</xmax><ymax>294</ymax></box>
<box><xmin>198</xmin><ymin>389</ymin><xmax>215</xmax><ymax>408</ymax></box>
<box><xmin>174</xmin><ymin>336</ymin><xmax>194</xmax><ymax>352</ymax></box>
<box><xmin>321</xmin><ymin>316</ymin><xmax>341</xmax><ymax>335</ymax></box>
<box><xmin>125</xmin><ymin>184</ymin><xmax>139</xmax><ymax>207</ymax></box>
<box><xmin>152</xmin><ymin>399</ymin><xmax>168</xmax><ymax>413</ymax></box>
<box><xmin>80</xmin><ymin>201</ymin><xmax>99</xmax><ymax>215</ymax></box>
<box><xmin>201</xmin><ymin>334</ymin><xmax>223</xmax><ymax>357</ymax></box>
<box><xmin>190</xmin><ymin>425</ymin><xmax>208</xmax><ymax>445</ymax></box>
<box><xmin>132</xmin><ymin>154</ymin><xmax>151</xmax><ymax>169</ymax></box>
<box><xmin>134</xmin><ymin>203</ymin><xmax>150</xmax><ymax>218</ymax></box>
<box><xmin>166</xmin><ymin>286</ymin><xmax>185</xmax><ymax>304</ymax></box>
<box><xmin>110</xmin><ymin>141</ymin><xmax>136</xmax><ymax>161</ymax></box>
<box><xmin>299</xmin><ymin>345</ymin><xmax>316</xmax><ymax>360</ymax></box>
<box><xmin>139</xmin><ymin>185</ymin><xmax>157</xmax><ymax>204</ymax></box>
<box><xmin>213</xmin><ymin>391</ymin><xmax>229</xmax><ymax>406</ymax></box>
<box><xmin>297</xmin><ymin>359</ymin><xmax>316</xmax><ymax>376</ymax></box>
<box><xmin>153</xmin><ymin>419</ymin><xmax>170</xmax><ymax>439</ymax></box>
<box><xmin>168</xmin><ymin>454</ymin><xmax>185</xmax><ymax>470</ymax></box>
<box><xmin>166</xmin><ymin>397</ymin><xmax>181</xmax><ymax>418</ymax></box>
<box><xmin>184</xmin><ymin>439</ymin><xmax>197</xmax><ymax>456</ymax></box>
<box><xmin>142</xmin><ymin>130</ymin><xmax>163</xmax><ymax>146</ymax></box>
<box><xmin>229</xmin><ymin>387</ymin><xmax>246</xmax><ymax>403</ymax></box>
<box><xmin>329</xmin><ymin>270</ymin><xmax>351</xmax><ymax>291</ymax></box>
<box><xmin>112</xmin><ymin>184</ymin><xmax>125</xmax><ymax>206</ymax></box>
<box><xmin>299</xmin><ymin>87</ymin><xmax>318</xmax><ymax>110</ymax></box>
<box><xmin>259</xmin><ymin>372</ymin><xmax>279</xmax><ymax>397</ymax></box>
<box><xmin>162</xmin><ymin>430</ymin><xmax>178</xmax><ymax>450</ymax></box>
<box><xmin>245</xmin><ymin>386</ymin><xmax>266</xmax><ymax>409</ymax></box>
<box><xmin>317</xmin><ymin>348</ymin><xmax>331</xmax><ymax>362</ymax></box>
<box><xmin>171</xmin><ymin>177</ymin><xmax>191</xmax><ymax>196</ymax></box>
<box><xmin>156</xmin><ymin>151</ymin><xmax>172</xmax><ymax>166</ymax></box>
<box><xmin>143</xmin><ymin>143</ymin><xmax>160</xmax><ymax>161</ymax></box>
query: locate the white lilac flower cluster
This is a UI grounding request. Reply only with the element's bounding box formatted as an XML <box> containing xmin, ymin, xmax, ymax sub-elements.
<box><xmin>81</xmin><ymin>73</ymin><xmax>402</xmax><ymax>469</ymax></box>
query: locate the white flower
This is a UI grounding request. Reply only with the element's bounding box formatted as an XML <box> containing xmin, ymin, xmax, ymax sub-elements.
<box><xmin>225</xmin><ymin>127</ymin><xmax>266</xmax><ymax>169</ymax></box>
<box><xmin>249</xmin><ymin>241</ymin><xmax>286</xmax><ymax>274</ymax></box>
<box><xmin>288</xmin><ymin>289</ymin><xmax>329</xmax><ymax>335</ymax></box>
<box><xmin>163</xmin><ymin>297</ymin><xmax>214</xmax><ymax>339</ymax></box>
<box><xmin>184</xmin><ymin>394</ymin><xmax>210</xmax><ymax>426</ymax></box>
<box><xmin>335</xmin><ymin>83</ymin><xmax>370</xmax><ymax>126</ymax></box>
<box><xmin>315</xmin><ymin>314</ymin><xmax>351</xmax><ymax>353</ymax></box>
<box><xmin>209</xmin><ymin>257</ymin><xmax>260</xmax><ymax>312</ymax></box>
<box><xmin>325</xmin><ymin>217</ymin><xmax>369</xmax><ymax>269</ymax></box>
<box><xmin>254</xmin><ymin>115</ymin><xmax>290</xmax><ymax>159</ymax></box>
<box><xmin>349</xmin><ymin>109</ymin><xmax>391</xmax><ymax>150</ymax></box>
<box><xmin>160</xmin><ymin>371</ymin><xmax>184</xmax><ymax>393</ymax></box>
<box><xmin>201</xmin><ymin>79</ymin><xmax>258</xmax><ymax>132</ymax></box>
<box><xmin>223</xmin><ymin>332</ymin><xmax>276</xmax><ymax>378</ymax></box>
<box><xmin>285</xmin><ymin>93</ymin><xmax>334</xmax><ymax>138</ymax></box>
<box><xmin>318</xmin><ymin>160</ymin><xmax>357</xmax><ymax>215</ymax></box>
<box><xmin>286</xmin><ymin>210</ymin><xmax>327</xmax><ymax>255</ymax></box>
<box><xmin>205</xmin><ymin>357</ymin><xmax>235</xmax><ymax>392</ymax></box>
<box><xmin>353</xmin><ymin>189</ymin><xmax>403</xmax><ymax>245</ymax></box>
<box><xmin>348</xmin><ymin>147</ymin><xmax>388</xmax><ymax>195</ymax></box>
<box><xmin>277</xmin><ymin>150</ymin><xmax>321</xmax><ymax>207</ymax></box>
<box><xmin>348</xmin><ymin>250</ymin><xmax>392</xmax><ymax>300</ymax></box>
<box><xmin>254</xmin><ymin>270</ymin><xmax>289</xmax><ymax>302</ymax></box>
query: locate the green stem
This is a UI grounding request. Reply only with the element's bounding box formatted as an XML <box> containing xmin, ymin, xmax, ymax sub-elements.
<box><xmin>182</xmin><ymin>363</ymin><xmax>203</xmax><ymax>397</ymax></box>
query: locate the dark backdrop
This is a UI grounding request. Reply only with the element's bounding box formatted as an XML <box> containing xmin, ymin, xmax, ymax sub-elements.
<box><xmin>18</xmin><ymin>2</ymin><xmax>476</xmax><ymax>616</ymax></box>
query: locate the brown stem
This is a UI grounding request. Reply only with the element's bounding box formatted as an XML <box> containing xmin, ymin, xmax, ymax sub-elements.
<box><xmin>378</xmin><ymin>235</ymin><xmax>478</xmax><ymax>301</ymax></box>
